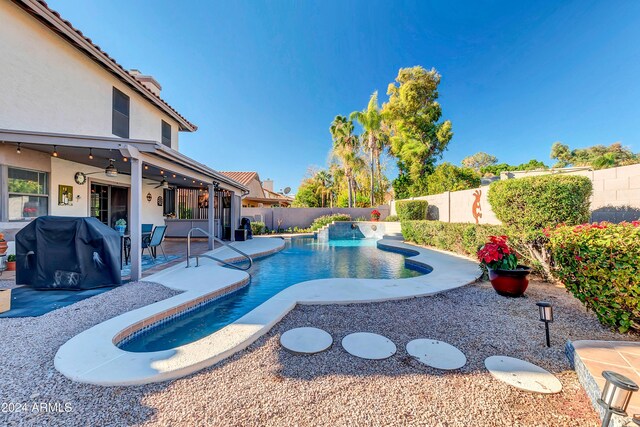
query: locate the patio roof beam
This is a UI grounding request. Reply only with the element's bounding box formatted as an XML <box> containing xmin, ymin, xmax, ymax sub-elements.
<box><xmin>0</xmin><ymin>128</ymin><xmax>157</xmax><ymax>152</ymax></box>
<box><xmin>0</xmin><ymin>128</ymin><xmax>248</xmax><ymax>192</ymax></box>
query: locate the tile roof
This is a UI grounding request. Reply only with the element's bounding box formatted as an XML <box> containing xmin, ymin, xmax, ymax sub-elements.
<box><xmin>18</xmin><ymin>0</ymin><xmax>197</xmax><ymax>131</ymax></box>
<box><xmin>264</xmin><ymin>188</ymin><xmax>294</xmax><ymax>201</ymax></box>
<box><xmin>218</xmin><ymin>171</ymin><xmax>259</xmax><ymax>187</ymax></box>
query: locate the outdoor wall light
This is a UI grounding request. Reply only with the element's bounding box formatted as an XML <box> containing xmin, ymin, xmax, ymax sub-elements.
<box><xmin>598</xmin><ymin>370</ymin><xmax>638</xmax><ymax>427</ymax></box>
<box><xmin>88</xmin><ymin>148</ymin><xmax>93</xmax><ymax>160</ymax></box>
<box><xmin>144</xmin><ymin>165</ymin><xmax>149</xmax><ymax>170</ymax></box>
<box><xmin>122</xmin><ymin>157</ymin><xmax>128</xmax><ymax>162</ymax></box>
<box><xmin>104</xmin><ymin>159</ymin><xmax>118</xmax><ymax>177</ymax></box>
<box><xmin>536</xmin><ymin>301</ymin><xmax>553</xmax><ymax>347</ymax></box>
<box><xmin>52</xmin><ymin>145</ymin><xmax>58</xmax><ymax>157</ymax></box>
<box><xmin>146</xmin><ymin>193</ymin><xmax>152</xmax><ymax>202</ymax></box>
<box><xmin>16</xmin><ymin>143</ymin><xmax>21</xmax><ymax>154</ymax></box>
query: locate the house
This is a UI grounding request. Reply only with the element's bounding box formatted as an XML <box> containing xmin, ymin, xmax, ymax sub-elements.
<box><xmin>0</xmin><ymin>0</ymin><xmax>248</xmax><ymax>280</ymax></box>
<box><xmin>219</xmin><ymin>172</ymin><xmax>293</xmax><ymax>207</ymax></box>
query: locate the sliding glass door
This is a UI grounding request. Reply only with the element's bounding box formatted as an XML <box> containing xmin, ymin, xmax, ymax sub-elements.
<box><xmin>90</xmin><ymin>183</ymin><xmax>129</xmax><ymax>229</ymax></box>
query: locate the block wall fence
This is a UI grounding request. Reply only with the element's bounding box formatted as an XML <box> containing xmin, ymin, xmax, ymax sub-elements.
<box><xmin>389</xmin><ymin>163</ymin><xmax>640</xmax><ymax>225</ymax></box>
<box><xmin>242</xmin><ymin>206</ymin><xmax>390</xmax><ymax>230</ymax></box>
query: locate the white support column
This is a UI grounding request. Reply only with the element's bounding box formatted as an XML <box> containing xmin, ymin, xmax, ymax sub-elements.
<box><xmin>130</xmin><ymin>157</ymin><xmax>143</xmax><ymax>281</ymax></box>
<box><xmin>207</xmin><ymin>184</ymin><xmax>215</xmax><ymax>250</ymax></box>
<box><xmin>229</xmin><ymin>190</ymin><xmax>236</xmax><ymax>241</ymax></box>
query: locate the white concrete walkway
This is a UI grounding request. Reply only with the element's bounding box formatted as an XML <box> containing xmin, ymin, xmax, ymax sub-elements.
<box><xmin>55</xmin><ymin>238</ymin><xmax>480</xmax><ymax>386</ymax></box>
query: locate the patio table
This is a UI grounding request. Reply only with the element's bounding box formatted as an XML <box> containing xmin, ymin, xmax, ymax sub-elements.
<box><xmin>120</xmin><ymin>232</ymin><xmax>152</xmax><ymax>268</ymax></box>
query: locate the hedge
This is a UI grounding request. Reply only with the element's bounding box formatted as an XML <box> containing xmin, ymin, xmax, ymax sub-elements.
<box><xmin>385</xmin><ymin>215</ymin><xmax>399</xmax><ymax>222</ymax></box>
<box><xmin>488</xmin><ymin>174</ymin><xmax>592</xmax><ymax>235</ymax></box>
<box><xmin>396</xmin><ymin>200</ymin><xmax>428</xmax><ymax>221</ymax></box>
<box><xmin>309</xmin><ymin>214</ymin><xmax>351</xmax><ymax>231</ymax></box>
<box><xmin>401</xmin><ymin>220</ymin><xmax>506</xmax><ymax>259</ymax></box>
<box><xmin>547</xmin><ymin>221</ymin><xmax>640</xmax><ymax>333</ymax></box>
<box><xmin>488</xmin><ymin>174</ymin><xmax>592</xmax><ymax>277</ymax></box>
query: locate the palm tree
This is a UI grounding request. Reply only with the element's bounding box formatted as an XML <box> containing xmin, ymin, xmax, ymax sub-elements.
<box><xmin>350</xmin><ymin>91</ymin><xmax>384</xmax><ymax>206</ymax></box>
<box><xmin>330</xmin><ymin>115</ymin><xmax>360</xmax><ymax>208</ymax></box>
<box><xmin>314</xmin><ymin>170</ymin><xmax>333</xmax><ymax>208</ymax></box>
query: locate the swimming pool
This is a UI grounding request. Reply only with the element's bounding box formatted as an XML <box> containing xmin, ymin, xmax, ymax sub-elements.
<box><xmin>119</xmin><ymin>237</ymin><xmax>428</xmax><ymax>353</ymax></box>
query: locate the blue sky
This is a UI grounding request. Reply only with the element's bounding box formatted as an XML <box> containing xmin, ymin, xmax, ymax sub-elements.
<box><xmin>49</xmin><ymin>0</ymin><xmax>640</xmax><ymax>192</ymax></box>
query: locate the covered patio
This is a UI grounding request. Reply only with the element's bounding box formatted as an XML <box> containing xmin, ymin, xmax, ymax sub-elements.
<box><xmin>0</xmin><ymin>128</ymin><xmax>248</xmax><ymax>281</ymax></box>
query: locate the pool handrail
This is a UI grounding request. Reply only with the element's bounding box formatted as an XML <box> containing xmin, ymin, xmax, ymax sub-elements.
<box><xmin>186</xmin><ymin>227</ymin><xmax>253</xmax><ymax>271</ymax></box>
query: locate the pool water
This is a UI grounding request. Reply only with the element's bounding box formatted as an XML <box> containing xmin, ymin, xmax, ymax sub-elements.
<box><xmin>120</xmin><ymin>237</ymin><xmax>426</xmax><ymax>352</ymax></box>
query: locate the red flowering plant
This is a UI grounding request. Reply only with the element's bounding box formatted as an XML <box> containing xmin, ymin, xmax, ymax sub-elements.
<box><xmin>477</xmin><ymin>235</ymin><xmax>518</xmax><ymax>271</ymax></box>
<box><xmin>370</xmin><ymin>209</ymin><xmax>381</xmax><ymax>221</ymax></box>
<box><xmin>547</xmin><ymin>221</ymin><xmax>640</xmax><ymax>333</ymax></box>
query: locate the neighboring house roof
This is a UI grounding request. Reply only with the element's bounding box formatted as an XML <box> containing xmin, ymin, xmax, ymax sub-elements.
<box><xmin>264</xmin><ymin>188</ymin><xmax>294</xmax><ymax>202</ymax></box>
<box><xmin>218</xmin><ymin>171</ymin><xmax>259</xmax><ymax>187</ymax></box>
<box><xmin>219</xmin><ymin>171</ymin><xmax>292</xmax><ymax>205</ymax></box>
<box><xmin>14</xmin><ymin>0</ymin><xmax>197</xmax><ymax>132</ymax></box>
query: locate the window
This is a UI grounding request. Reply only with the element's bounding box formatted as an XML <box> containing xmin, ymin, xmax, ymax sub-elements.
<box><xmin>7</xmin><ymin>167</ymin><xmax>48</xmax><ymax>221</ymax></box>
<box><xmin>161</xmin><ymin>120</ymin><xmax>172</xmax><ymax>147</ymax></box>
<box><xmin>112</xmin><ymin>87</ymin><xmax>130</xmax><ymax>138</ymax></box>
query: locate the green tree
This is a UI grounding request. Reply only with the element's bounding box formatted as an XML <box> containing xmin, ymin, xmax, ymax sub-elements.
<box><xmin>314</xmin><ymin>169</ymin><xmax>333</xmax><ymax>208</ymax></box>
<box><xmin>550</xmin><ymin>142</ymin><xmax>640</xmax><ymax>169</ymax></box>
<box><xmin>350</xmin><ymin>91</ymin><xmax>386</xmax><ymax>206</ymax></box>
<box><xmin>426</xmin><ymin>163</ymin><xmax>481</xmax><ymax>195</ymax></box>
<box><xmin>382</xmin><ymin>66</ymin><xmax>453</xmax><ymax>197</ymax></box>
<box><xmin>461</xmin><ymin>152</ymin><xmax>497</xmax><ymax>171</ymax></box>
<box><xmin>293</xmin><ymin>177</ymin><xmax>322</xmax><ymax>207</ymax></box>
<box><xmin>480</xmin><ymin>159</ymin><xmax>548</xmax><ymax>176</ymax></box>
<box><xmin>330</xmin><ymin>115</ymin><xmax>362</xmax><ymax>207</ymax></box>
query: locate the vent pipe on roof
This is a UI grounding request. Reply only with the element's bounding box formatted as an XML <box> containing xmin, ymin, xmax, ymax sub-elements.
<box><xmin>130</xmin><ymin>69</ymin><xmax>162</xmax><ymax>96</ymax></box>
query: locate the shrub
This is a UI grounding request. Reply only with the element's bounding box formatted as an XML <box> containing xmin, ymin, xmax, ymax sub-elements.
<box><xmin>396</xmin><ymin>200</ymin><xmax>428</xmax><ymax>221</ymax></box>
<box><xmin>547</xmin><ymin>221</ymin><xmax>640</xmax><ymax>333</ymax></box>
<box><xmin>250</xmin><ymin>221</ymin><xmax>267</xmax><ymax>235</ymax></box>
<box><xmin>401</xmin><ymin>220</ymin><xmax>506</xmax><ymax>258</ymax></box>
<box><xmin>488</xmin><ymin>175</ymin><xmax>592</xmax><ymax>235</ymax></box>
<box><xmin>488</xmin><ymin>174</ymin><xmax>592</xmax><ymax>277</ymax></box>
<box><xmin>309</xmin><ymin>214</ymin><xmax>351</xmax><ymax>231</ymax></box>
<box><xmin>385</xmin><ymin>215</ymin><xmax>399</xmax><ymax>222</ymax></box>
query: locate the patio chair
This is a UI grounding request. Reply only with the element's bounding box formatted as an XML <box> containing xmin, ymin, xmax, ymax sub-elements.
<box><xmin>142</xmin><ymin>225</ymin><xmax>167</xmax><ymax>262</ymax></box>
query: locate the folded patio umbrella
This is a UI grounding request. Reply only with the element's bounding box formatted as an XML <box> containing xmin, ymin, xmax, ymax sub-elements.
<box><xmin>15</xmin><ymin>216</ymin><xmax>122</xmax><ymax>289</ymax></box>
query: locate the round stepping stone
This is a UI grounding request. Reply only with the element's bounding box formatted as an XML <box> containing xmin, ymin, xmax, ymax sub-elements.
<box><xmin>485</xmin><ymin>355</ymin><xmax>562</xmax><ymax>394</ymax></box>
<box><xmin>341</xmin><ymin>332</ymin><xmax>396</xmax><ymax>360</ymax></box>
<box><xmin>406</xmin><ymin>339</ymin><xmax>467</xmax><ymax>370</ymax></box>
<box><xmin>280</xmin><ymin>327</ymin><xmax>332</xmax><ymax>354</ymax></box>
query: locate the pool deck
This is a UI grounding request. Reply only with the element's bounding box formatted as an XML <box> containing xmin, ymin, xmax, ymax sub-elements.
<box><xmin>55</xmin><ymin>237</ymin><xmax>480</xmax><ymax>386</ymax></box>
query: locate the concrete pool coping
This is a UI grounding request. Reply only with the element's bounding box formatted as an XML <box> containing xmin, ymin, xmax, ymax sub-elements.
<box><xmin>54</xmin><ymin>237</ymin><xmax>481</xmax><ymax>386</ymax></box>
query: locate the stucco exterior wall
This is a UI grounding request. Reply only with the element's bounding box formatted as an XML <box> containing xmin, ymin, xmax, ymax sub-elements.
<box><xmin>0</xmin><ymin>1</ymin><xmax>181</xmax><ymax>148</ymax></box>
<box><xmin>49</xmin><ymin>158</ymin><xmax>165</xmax><ymax>226</ymax></box>
<box><xmin>0</xmin><ymin>149</ymin><xmax>165</xmax><ymax>237</ymax></box>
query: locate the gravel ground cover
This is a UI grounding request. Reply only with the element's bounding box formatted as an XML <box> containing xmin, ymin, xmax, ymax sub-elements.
<box><xmin>0</xmin><ymin>278</ymin><xmax>636</xmax><ymax>427</ymax></box>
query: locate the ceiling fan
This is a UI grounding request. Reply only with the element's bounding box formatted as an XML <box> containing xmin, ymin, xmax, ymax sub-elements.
<box><xmin>75</xmin><ymin>159</ymin><xmax>118</xmax><ymax>184</ymax></box>
<box><xmin>149</xmin><ymin>177</ymin><xmax>175</xmax><ymax>190</ymax></box>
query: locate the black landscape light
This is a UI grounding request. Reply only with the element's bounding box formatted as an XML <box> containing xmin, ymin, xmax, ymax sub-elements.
<box><xmin>598</xmin><ymin>370</ymin><xmax>638</xmax><ymax>427</ymax></box>
<box><xmin>536</xmin><ymin>301</ymin><xmax>553</xmax><ymax>347</ymax></box>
